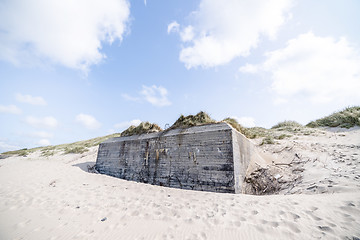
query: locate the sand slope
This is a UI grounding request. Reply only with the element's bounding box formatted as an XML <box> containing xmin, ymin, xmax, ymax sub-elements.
<box><xmin>0</xmin><ymin>128</ymin><xmax>359</xmax><ymax>239</ymax></box>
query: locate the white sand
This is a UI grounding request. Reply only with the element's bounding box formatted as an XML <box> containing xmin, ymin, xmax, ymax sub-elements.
<box><xmin>0</xmin><ymin>128</ymin><xmax>359</xmax><ymax>239</ymax></box>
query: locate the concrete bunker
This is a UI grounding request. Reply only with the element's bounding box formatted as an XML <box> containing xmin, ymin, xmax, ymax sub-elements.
<box><xmin>95</xmin><ymin>122</ymin><xmax>264</xmax><ymax>193</ymax></box>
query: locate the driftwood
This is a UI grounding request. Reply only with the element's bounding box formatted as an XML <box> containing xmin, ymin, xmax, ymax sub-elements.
<box><xmin>245</xmin><ymin>168</ymin><xmax>281</xmax><ymax>195</ymax></box>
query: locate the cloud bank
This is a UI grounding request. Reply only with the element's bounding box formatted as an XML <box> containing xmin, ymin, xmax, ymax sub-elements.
<box><xmin>0</xmin><ymin>0</ymin><xmax>130</xmax><ymax>72</ymax></box>
<box><xmin>123</xmin><ymin>85</ymin><xmax>171</xmax><ymax>107</ymax></box>
<box><xmin>170</xmin><ymin>0</ymin><xmax>293</xmax><ymax>69</ymax></box>
<box><xmin>240</xmin><ymin>32</ymin><xmax>360</xmax><ymax>104</ymax></box>
<box><xmin>140</xmin><ymin>85</ymin><xmax>172</xmax><ymax>107</ymax></box>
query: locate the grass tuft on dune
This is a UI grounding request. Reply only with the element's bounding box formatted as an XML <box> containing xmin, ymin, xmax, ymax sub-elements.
<box><xmin>307</xmin><ymin>106</ymin><xmax>360</xmax><ymax>129</ymax></box>
<box><xmin>2</xmin><ymin>133</ymin><xmax>123</xmax><ymax>157</ymax></box>
<box><xmin>170</xmin><ymin>111</ymin><xmax>217</xmax><ymax>130</ymax></box>
<box><xmin>120</xmin><ymin>122</ymin><xmax>163</xmax><ymax>137</ymax></box>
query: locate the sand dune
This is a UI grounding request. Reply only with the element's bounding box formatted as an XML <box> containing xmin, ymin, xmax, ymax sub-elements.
<box><xmin>0</xmin><ymin>127</ymin><xmax>359</xmax><ymax>239</ymax></box>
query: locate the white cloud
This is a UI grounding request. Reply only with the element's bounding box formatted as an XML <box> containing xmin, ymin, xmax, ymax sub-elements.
<box><xmin>241</xmin><ymin>32</ymin><xmax>360</xmax><ymax>104</ymax></box>
<box><xmin>180</xmin><ymin>26</ymin><xmax>194</xmax><ymax>42</ymax></box>
<box><xmin>0</xmin><ymin>104</ymin><xmax>22</xmax><ymax>114</ymax></box>
<box><xmin>123</xmin><ymin>85</ymin><xmax>172</xmax><ymax>107</ymax></box>
<box><xmin>167</xmin><ymin>21</ymin><xmax>180</xmax><ymax>34</ymax></box>
<box><xmin>75</xmin><ymin>113</ymin><xmax>101</xmax><ymax>130</ymax></box>
<box><xmin>174</xmin><ymin>0</ymin><xmax>292</xmax><ymax>69</ymax></box>
<box><xmin>114</xmin><ymin>119</ymin><xmax>142</xmax><ymax>131</ymax></box>
<box><xmin>232</xmin><ymin>116</ymin><xmax>256</xmax><ymax>128</ymax></box>
<box><xmin>37</xmin><ymin>139</ymin><xmax>50</xmax><ymax>146</ymax></box>
<box><xmin>140</xmin><ymin>85</ymin><xmax>172</xmax><ymax>107</ymax></box>
<box><xmin>25</xmin><ymin>116</ymin><xmax>58</xmax><ymax>128</ymax></box>
<box><xmin>0</xmin><ymin>0</ymin><xmax>130</xmax><ymax>73</ymax></box>
<box><xmin>239</xmin><ymin>63</ymin><xmax>259</xmax><ymax>74</ymax></box>
<box><xmin>16</xmin><ymin>93</ymin><xmax>46</xmax><ymax>105</ymax></box>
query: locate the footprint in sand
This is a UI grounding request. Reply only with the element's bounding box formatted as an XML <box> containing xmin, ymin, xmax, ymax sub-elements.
<box><xmin>284</xmin><ymin>221</ymin><xmax>301</xmax><ymax>233</ymax></box>
<box><xmin>233</xmin><ymin>220</ymin><xmax>241</xmax><ymax>227</ymax></box>
<box><xmin>199</xmin><ymin>232</ymin><xmax>207</xmax><ymax>240</ymax></box>
<box><xmin>310</xmin><ymin>206</ymin><xmax>318</xmax><ymax>211</ymax></box>
<box><xmin>251</xmin><ymin>210</ymin><xmax>259</xmax><ymax>215</ymax></box>
<box><xmin>289</xmin><ymin>212</ymin><xmax>301</xmax><ymax>221</ymax></box>
<box><xmin>239</xmin><ymin>216</ymin><xmax>246</xmax><ymax>222</ymax></box>
<box><xmin>269</xmin><ymin>221</ymin><xmax>279</xmax><ymax>228</ymax></box>
<box><xmin>318</xmin><ymin>225</ymin><xmax>333</xmax><ymax>233</ymax></box>
<box><xmin>255</xmin><ymin>225</ymin><xmax>265</xmax><ymax>233</ymax></box>
<box><xmin>306</xmin><ymin>210</ymin><xmax>322</xmax><ymax>221</ymax></box>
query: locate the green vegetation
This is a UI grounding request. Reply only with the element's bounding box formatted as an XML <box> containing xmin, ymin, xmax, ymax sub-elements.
<box><xmin>169</xmin><ymin>111</ymin><xmax>216</xmax><ymax>130</ymax></box>
<box><xmin>222</xmin><ymin>118</ymin><xmax>256</xmax><ymax>139</ymax></box>
<box><xmin>64</xmin><ymin>146</ymin><xmax>89</xmax><ymax>154</ymax></box>
<box><xmin>2</xmin><ymin>148</ymin><xmax>39</xmax><ymax>157</ymax></box>
<box><xmin>260</xmin><ymin>136</ymin><xmax>275</xmax><ymax>145</ymax></box>
<box><xmin>2</xmin><ymin>133</ymin><xmax>123</xmax><ymax>156</ymax></box>
<box><xmin>246</xmin><ymin>127</ymin><xmax>271</xmax><ymax>139</ymax></box>
<box><xmin>275</xmin><ymin>134</ymin><xmax>291</xmax><ymax>140</ymax></box>
<box><xmin>121</xmin><ymin>122</ymin><xmax>162</xmax><ymax>137</ymax></box>
<box><xmin>271</xmin><ymin>120</ymin><xmax>303</xmax><ymax>130</ymax></box>
<box><xmin>40</xmin><ymin>146</ymin><xmax>57</xmax><ymax>157</ymax></box>
<box><xmin>307</xmin><ymin>106</ymin><xmax>360</xmax><ymax>129</ymax></box>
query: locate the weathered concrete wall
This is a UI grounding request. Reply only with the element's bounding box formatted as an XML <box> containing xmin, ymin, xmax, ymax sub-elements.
<box><xmin>96</xmin><ymin>123</ymin><xmax>253</xmax><ymax>193</ymax></box>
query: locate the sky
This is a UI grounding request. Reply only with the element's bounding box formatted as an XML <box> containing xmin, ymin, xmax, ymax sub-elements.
<box><xmin>1</xmin><ymin>0</ymin><xmax>360</xmax><ymax>152</ymax></box>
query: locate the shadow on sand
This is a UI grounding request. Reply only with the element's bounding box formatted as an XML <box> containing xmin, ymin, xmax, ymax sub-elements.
<box><xmin>72</xmin><ymin>162</ymin><xmax>97</xmax><ymax>173</ymax></box>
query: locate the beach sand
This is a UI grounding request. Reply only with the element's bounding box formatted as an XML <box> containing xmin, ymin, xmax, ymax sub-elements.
<box><xmin>0</xmin><ymin>127</ymin><xmax>359</xmax><ymax>239</ymax></box>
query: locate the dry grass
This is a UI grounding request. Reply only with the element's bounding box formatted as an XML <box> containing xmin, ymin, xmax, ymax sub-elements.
<box><xmin>169</xmin><ymin>111</ymin><xmax>217</xmax><ymax>130</ymax></box>
<box><xmin>260</xmin><ymin>136</ymin><xmax>275</xmax><ymax>145</ymax></box>
<box><xmin>63</xmin><ymin>146</ymin><xmax>89</xmax><ymax>154</ymax></box>
<box><xmin>222</xmin><ymin>118</ymin><xmax>257</xmax><ymax>139</ymax></box>
<box><xmin>121</xmin><ymin>122</ymin><xmax>162</xmax><ymax>137</ymax></box>
<box><xmin>307</xmin><ymin>106</ymin><xmax>360</xmax><ymax>129</ymax></box>
<box><xmin>271</xmin><ymin>120</ymin><xmax>303</xmax><ymax>130</ymax></box>
<box><xmin>2</xmin><ymin>147</ymin><xmax>43</xmax><ymax>157</ymax></box>
<box><xmin>2</xmin><ymin>133</ymin><xmax>123</xmax><ymax>156</ymax></box>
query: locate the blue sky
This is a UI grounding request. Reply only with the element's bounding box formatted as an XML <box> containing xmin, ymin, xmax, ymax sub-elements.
<box><xmin>1</xmin><ymin>0</ymin><xmax>360</xmax><ymax>152</ymax></box>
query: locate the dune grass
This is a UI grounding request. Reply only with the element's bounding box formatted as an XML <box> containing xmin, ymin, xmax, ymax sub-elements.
<box><xmin>169</xmin><ymin>111</ymin><xmax>217</xmax><ymax>130</ymax></box>
<box><xmin>2</xmin><ymin>133</ymin><xmax>123</xmax><ymax>157</ymax></box>
<box><xmin>3</xmin><ymin>148</ymin><xmax>40</xmax><ymax>157</ymax></box>
<box><xmin>272</xmin><ymin>120</ymin><xmax>303</xmax><ymax>130</ymax></box>
<box><xmin>307</xmin><ymin>106</ymin><xmax>360</xmax><ymax>129</ymax></box>
<box><xmin>222</xmin><ymin>118</ymin><xmax>257</xmax><ymax>139</ymax></box>
<box><xmin>121</xmin><ymin>122</ymin><xmax>163</xmax><ymax>137</ymax></box>
<box><xmin>63</xmin><ymin>146</ymin><xmax>89</xmax><ymax>154</ymax></box>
